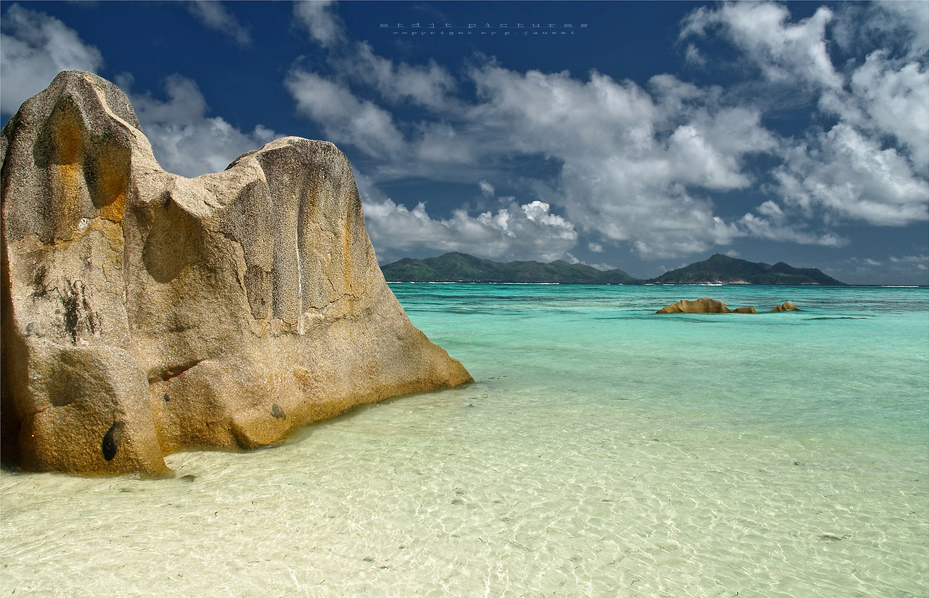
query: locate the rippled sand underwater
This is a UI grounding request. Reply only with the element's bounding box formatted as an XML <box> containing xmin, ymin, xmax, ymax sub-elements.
<box><xmin>2</xmin><ymin>284</ymin><xmax>927</xmax><ymax>597</ymax></box>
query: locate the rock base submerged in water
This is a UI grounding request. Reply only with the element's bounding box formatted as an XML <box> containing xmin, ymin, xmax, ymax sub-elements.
<box><xmin>1</xmin><ymin>71</ymin><xmax>472</xmax><ymax>475</ymax></box>
<box><xmin>770</xmin><ymin>301</ymin><xmax>799</xmax><ymax>312</ymax></box>
<box><xmin>656</xmin><ymin>297</ymin><xmax>800</xmax><ymax>314</ymax></box>
<box><xmin>656</xmin><ymin>297</ymin><xmax>734</xmax><ymax>314</ymax></box>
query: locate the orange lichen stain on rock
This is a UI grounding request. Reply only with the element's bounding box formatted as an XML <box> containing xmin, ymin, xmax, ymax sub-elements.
<box><xmin>98</xmin><ymin>191</ymin><xmax>126</xmax><ymax>223</ymax></box>
<box><xmin>46</xmin><ymin>103</ymin><xmax>87</xmax><ymax>241</ymax></box>
<box><xmin>51</xmin><ymin>108</ymin><xmax>84</xmax><ymax>164</ymax></box>
<box><xmin>47</xmin><ymin>98</ymin><xmax>130</xmax><ymax>229</ymax></box>
<box><xmin>91</xmin><ymin>143</ymin><xmax>130</xmax><ymax>223</ymax></box>
<box><xmin>50</xmin><ymin>163</ymin><xmax>83</xmax><ymax>241</ymax></box>
<box><xmin>53</xmin><ymin>163</ymin><xmax>82</xmax><ymax>199</ymax></box>
<box><xmin>95</xmin><ymin>162</ymin><xmax>127</xmax><ymax>223</ymax></box>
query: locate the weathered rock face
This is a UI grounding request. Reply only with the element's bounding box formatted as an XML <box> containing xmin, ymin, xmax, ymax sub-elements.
<box><xmin>1</xmin><ymin>71</ymin><xmax>472</xmax><ymax>475</ymax></box>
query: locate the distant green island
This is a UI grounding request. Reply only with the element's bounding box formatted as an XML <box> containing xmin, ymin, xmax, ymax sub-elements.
<box><xmin>380</xmin><ymin>252</ymin><xmax>846</xmax><ymax>285</ymax></box>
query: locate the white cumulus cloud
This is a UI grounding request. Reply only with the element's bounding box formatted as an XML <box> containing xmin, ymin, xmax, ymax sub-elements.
<box><xmin>463</xmin><ymin>65</ymin><xmax>775</xmax><ymax>258</ymax></box>
<box><xmin>290</xmin><ymin>55</ymin><xmax>783</xmax><ymax>260</ymax></box>
<box><xmin>737</xmin><ymin>211</ymin><xmax>847</xmax><ymax>247</ymax></box>
<box><xmin>186</xmin><ymin>1</ymin><xmax>251</xmax><ymax>46</ymax></box>
<box><xmin>354</xmin><ymin>173</ymin><xmax>577</xmax><ymax>264</ymax></box>
<box><xmin>874</xmin><ymin>0</ymin><xmax>929</xmax><ymax>60</ymax></box>
<box><xmin>684</xmin><ymin>1</ymin><xmax>929</xmax><ymax>231</ymax></box>
<box><xmin>285</xmin><ymin>69</ymin><xmax>406</xmax><ymax>161</ymax></box>
<box><xmin>118</xmin><ymin>74</ymin><xmax>279</xmax><ymax>177</ymax></box>
<box><xmin>363</xmin><ymin>197</ymin><xmax>577</xmax><ymax>264</ymax></box>
<box><xmin>338</xmin><ymin>41</ymin><xmax>458</xmax><ymax>111</ymax></box>
<box><xmin>0</xmin><ymin>3</ymin><xmax>104</xmax><ymax>115</ymax></box>
<box><xmin>848</xmin><ymin>52</ymin><xmax>928</xmax><ymax>171</ymax></box>
<box><xmin>285</xmin><ymin>1</ymin><xmax>927</xmax><ymax>263</ymax></box>
<box><xmin>293</xmin><ymin>0</ymin><xmax>345</xmax><ymax>48</ymax></box>
<box><xmin>775</xmin><ymin>123</ymin><xmax>929</xmax><ymax>226</ymax></box>
<box><xmin>681</xmin><ymin>2</ymin><xmax>841</xmax><ymax>89</ymax></box>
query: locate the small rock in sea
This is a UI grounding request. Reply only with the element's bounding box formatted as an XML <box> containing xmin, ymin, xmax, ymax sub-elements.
<box><xmin>179</xmin><ymin>474</ymin><xmax>197</xmax><ymax>483</ymax></box>
<box><xmin>656</xmin><ymin>297</ymin><xmax>733</xmax><ymax>314</ymax></box>
<box><xmin>770</xmin><ymin>301</ymin><xmax>800</xmax><ymax>312</ymax></box>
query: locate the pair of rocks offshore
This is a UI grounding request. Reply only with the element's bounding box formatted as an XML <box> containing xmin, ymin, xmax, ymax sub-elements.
<box><xmin>1</xmin><ymin>71</ymin><xmax>472</xmax><ymax>476</ymax></box>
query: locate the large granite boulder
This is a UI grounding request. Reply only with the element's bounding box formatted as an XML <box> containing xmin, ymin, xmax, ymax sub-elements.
<box><xmin>1</xmin><ymin>71</ymin><xmax>472</xmax><ymax>475</ymax></box>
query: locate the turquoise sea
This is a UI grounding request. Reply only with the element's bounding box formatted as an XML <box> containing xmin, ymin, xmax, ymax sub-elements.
<box><xmin>2</xmin><ymin>284</ymin><xmax>927</xmax><ymax>597</ymax></box>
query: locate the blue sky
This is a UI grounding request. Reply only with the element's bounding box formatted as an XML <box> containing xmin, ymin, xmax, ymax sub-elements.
<box><xmin>2</xmin><ymin>1</ymin><xmax>927</xmax><ymax>284</ymax></box>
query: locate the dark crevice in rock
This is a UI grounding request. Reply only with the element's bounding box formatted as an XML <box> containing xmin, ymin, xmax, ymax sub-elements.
<box><xmin>58</xmin><ymin>279</ymin><xmax>98</xmax><ymax>342</ymax></box>
<box><xmin>31</xmin><ymin>265</ymin><xmax>50</xmax><ymax>299</ymax></box>
<box><xmin>102</xmin><ymin>421</ymin><xmax>124</xmax><ymax>461</ymax></box>
<box><xmin>152</xmin><ymin>360</ymin><xmax>202</xmax><ymax>382</ymax></box>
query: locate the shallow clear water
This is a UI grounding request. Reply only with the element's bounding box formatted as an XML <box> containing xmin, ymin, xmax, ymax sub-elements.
<box><xmin>2</xmin><ymin>284</ymin><xmax>927</xmax><ymax>597</ymax></box>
